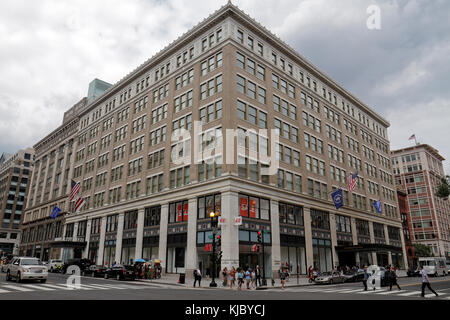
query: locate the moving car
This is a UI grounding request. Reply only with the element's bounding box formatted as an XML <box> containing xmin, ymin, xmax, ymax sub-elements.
<box><xmin>104</xmin><ymin>265</ymin><xmax>136</xmax><ymax>281</ymax></box>
<box><xmin>5</xmin><ymin>257</ymin><xmax>48</xmax><ymax>283</ymax></box>
<box><xmin>62</xmin><ymin>258</ymin><xmax>92</xmax><ymax>274</ymax></box>
<box><xmin>314</xmin><ymin>271</ymin><xmax>346</xmax><ymax>284</ymax></box>
<box><xmin>82</xmin><ymin>265</ymin><xmax>107</xmax><ymax>277</ymax></box>
<box><xmin>342</xmin><ymin>269</ymin><xmax>365</xmax><ymax>282</ymax></box>
<box><xmin>47</xmin><ymin>259</ymin><xmax>64</xmax><ymax>273</ymax></box>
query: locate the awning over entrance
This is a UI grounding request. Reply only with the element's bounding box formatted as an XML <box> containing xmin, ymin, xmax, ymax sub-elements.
<box><xmin>49</xmin><ymin>240</ymin><xmax>86</xmax><ymax>249</ymax></box>
<box><xmin>335</xmin><ymin>243</ymin><xmax>402</xmax><ymax>253</ymax></box>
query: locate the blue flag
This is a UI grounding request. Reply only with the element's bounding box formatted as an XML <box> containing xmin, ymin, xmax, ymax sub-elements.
<box><xmin>50</xmin><ymin>206</ymin><xmax>62</xmax><ymax>219</ymax></box>
<box><xmin>373</xmin><ymin>200</ymin><xmax>382</xmax><ymax>213</ymax></box>
<box><xmin>331</xmin><ymin>188</ymin><xmax>343</xmax><ymax>210</ymax></box>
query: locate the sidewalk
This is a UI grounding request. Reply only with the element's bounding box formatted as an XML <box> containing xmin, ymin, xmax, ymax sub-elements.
<box><xmin>136</xmin><ymin>274</ymin><xmax>314</xmax><ymax>289</ymax></box>
<box><xmin>136</xmin><ymin>271</ymin><xmax>409</xmax><ymax>289</ymax></box>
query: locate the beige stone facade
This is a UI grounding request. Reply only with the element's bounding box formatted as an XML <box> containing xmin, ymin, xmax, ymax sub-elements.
<box><xmin>20</xmin><ymin>3</ymin><xmax>407</xmax><ymax>278</ymax></box>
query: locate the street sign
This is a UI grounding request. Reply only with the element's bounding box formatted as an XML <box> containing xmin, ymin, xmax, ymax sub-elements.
<box><xmin>218</xmin><ymin>217</ymin><xmax>226</xmax><ymax>226</ymax></box>
<box><xmin>234</xmin><ymin>216</ymin><xmax>242</xmax><ymax>226</ymax></box>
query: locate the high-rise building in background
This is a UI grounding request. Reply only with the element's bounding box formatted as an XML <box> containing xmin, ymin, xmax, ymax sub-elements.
<box><xmin>392</xmin><ymin>144</ymin><xmax>450</xmax><ymax>260</ymax></box>
<box><xmin>20</xmin><ymin>3</ymin><xmax>408</xmax><ymax>277</ymax></box>
<box><xmin>0</xmin><ymin>149</ymin><xmax>34</xmax><ymax>256</ymax></box>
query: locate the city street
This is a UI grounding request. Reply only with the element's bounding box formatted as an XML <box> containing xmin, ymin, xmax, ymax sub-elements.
<box><xmin>0</xmin><ymin>271</ymin><xmax>449</xmax><ymax>300</ymax></box>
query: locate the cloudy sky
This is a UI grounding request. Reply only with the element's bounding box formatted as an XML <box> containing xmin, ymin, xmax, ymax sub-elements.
<box><xmin>0</xmin><ymin>0</ymin><xmax>449</xmax><ymax>173</ymax></box>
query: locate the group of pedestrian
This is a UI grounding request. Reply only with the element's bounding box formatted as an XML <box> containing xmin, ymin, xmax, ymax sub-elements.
<box><xmin>194</xmin><ymin>265</ymin><xmax>263</xmax><ymax>290</ymax></box>
<box><xmin>361</xmin><ymin>264</ymin><xmax>438</xmax><ymax>297</ymax></box>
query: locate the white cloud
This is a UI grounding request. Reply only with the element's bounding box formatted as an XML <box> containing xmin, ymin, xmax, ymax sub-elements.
<box><xmin>0</xmin><ymin>0</ymin><xmax>449</xmax><ymax>174</ymax></box>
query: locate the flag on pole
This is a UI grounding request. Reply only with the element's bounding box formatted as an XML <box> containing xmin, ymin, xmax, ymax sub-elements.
<box><xmin>69</xmin><ymin>180</ymin><xmax>81</xmax><ymax>202</ymax></box>
<box><xmin>347</xmin><ymin>171</ymin><xmax>358</xmax><ymax>192</ymax></box>
<box><xmin>74</xmin><ymin>197</ymin><xmax>86</xmax><ymax>213</ymax></box>
<box><xmin>331</xmin><ymin>188</ymin><xmax>344</xmax><ymax>210</ymax></box>
<box><xmin>50</xmin><ymin>206</ymin><xmax>62</xmax><ymax>219</ymax></box>
<box><xmin>408</xmin><ymin>134</ymin><xmax>416</xmax><ymax>141</ymax></box>
<box><xmin>373</xmin><ymin>200</ymin><xmax>382</xmax><ymax>213</ymax></box>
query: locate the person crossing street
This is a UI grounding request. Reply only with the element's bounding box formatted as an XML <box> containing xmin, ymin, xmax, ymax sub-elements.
<box><xmin>388</xmin><ymin>266</ymin><xmax>401</xmax><ymax>291</ymax></box>
<box><xmin>419</xmin><ymin>265</ymin><xmax>438</xmax><ymax>297</ymax></box>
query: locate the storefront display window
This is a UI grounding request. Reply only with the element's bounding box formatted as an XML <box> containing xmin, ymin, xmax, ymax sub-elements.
<box><xmin>239</xmin><ymin>194</ymin><xmax>270</xmax><ymax>220</ymax></box>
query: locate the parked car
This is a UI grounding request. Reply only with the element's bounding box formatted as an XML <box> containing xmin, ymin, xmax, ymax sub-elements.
<box><xmin>5</xmin><ymin>257</ymin><xmax>48</xmax><ymax>283</ymax></box>
<box><xmin>82</xmin><ymin>265</ymin><xmax>107</xmax><ymax>278</ymax></box>
<box><xmin>47</xmin><ymin>259</ymin><xmax>64</xmax><ymax>273</ymax></box>
<box><xmin>62</xmin><ymin>258</ymin><xmax>93</xmax><ymax>274</ymax></box>
<box><xmin>104</xmin><ymin>265</ymin><xmax>136</xmax><ymax>281</ymax></box>
<box><xmin>418</xmin><ymin>257</ymin><xmax>447</xmax><ymax>277</ymax></box>
<box><xmin>407</xmin><ymin>267</ymin><xmax>420</xmax><ymax>277</ymax></box>
<box><xmin>1</xmin><ymin>256</ymin><xmax>15</xmax><ymax>273</ymax></box>
<box><xmin>314</xmin><ymin>271</ymin><xmax>346</xmax><ymax>284</ymax></box>
<box><xmin>342</xmin><ymin>269</ymin><xmax>365</xmax><ymax>282</ymax></box>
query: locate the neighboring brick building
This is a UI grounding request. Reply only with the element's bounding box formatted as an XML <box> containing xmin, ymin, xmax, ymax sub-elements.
<box><xmin>392</xmin><ymin>144</ymin><xmax>450</xmax><ymax>260</ymax></box>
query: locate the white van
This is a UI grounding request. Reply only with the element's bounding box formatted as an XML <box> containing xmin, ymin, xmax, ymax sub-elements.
<box><xmin>417</xmin><ymin>257</ymin><xmax>447</xmax><ymax>277</ymax></box>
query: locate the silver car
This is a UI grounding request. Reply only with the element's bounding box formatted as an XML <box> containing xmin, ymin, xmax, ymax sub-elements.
<box><xmin>5</xmin><ymin>257</ymin><xmax>48</xmax><ymax>283</ymax></box>
<box><xmin>314</xmin><ymin>271</ymin><xmax>346</xmax><ymax>284</ymax></box>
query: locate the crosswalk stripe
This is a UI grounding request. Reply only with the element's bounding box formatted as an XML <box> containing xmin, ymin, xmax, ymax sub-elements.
<box><xmin>0</xmin><ymin>289</ymin><xmax>10</xmax><ymax>293</ymax></box>
<box><xmin>424</xmin><ymin>293</ymin><xmax>439</xmax><ymax>298</ymax></box>
<box><xmin>78</xmin><ymin>284</ymin><xmax>110</xmax><ymax>290</ymax></box>
<box><xmin>357</xmin><ymin>289</ymin><xmax>387</xmax><ymax>294</ymax></box>
<box><xmin>90</xmin><ymin>284</ymin><xmax>129</xmax><ymax>290</ymax></box>
<box><xmin>338</xmin><ymin>289</ymin><xmax>365</xmax><ymax>293</ymax></box>
<box><xmin>2</xmin><ymin>285</ymin><xmax>34</xmax><ymax>292</ymax></box>
<box><xmin>397</xmin><ymin>291</ymin><xmax>421</xmax><ymax>296</ymax></box>
<box><xmin>21</xmin><ymin>284</ymin><xmax>55</xmax><ymax>291</ymax></box>
<box><xmin>41</xmin><ymin>284</ymin><xmax>74</xmax><ymax>290</ymax></box>
<box><xmin>376</xmin><ymin>290</ymin><xmax>404</xmax><ymax>295</ymax></box>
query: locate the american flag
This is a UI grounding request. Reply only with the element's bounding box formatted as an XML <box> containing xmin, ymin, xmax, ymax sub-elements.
<box><xmin>347</xmin><ymin>172</ymin><xmax>358</xmax><ymax>192</ymax></box>
<box><xmin>69</xmin><ymin>180</ymin><xmax>81</xmax><ymax>202</ymax></box>
<box><xmin>74</xmin><ymin>197</ymin><xmax>86</xmax><ymax>213</ymax></box>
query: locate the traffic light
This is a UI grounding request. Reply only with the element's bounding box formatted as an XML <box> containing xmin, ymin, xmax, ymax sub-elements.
<box><xmin>216</xmin><ymin>251</ymin><xmax>223</xmax><ymax>263</ymax></box>
<box><xmin>257</xmin><ymin>231</ymin><xmax>262</xmax><ymax>243</ymax></box>
<box><xmin>253</xmin><ymin>244</ymin><xmax>259</xmax><ymax>252</ymax></box>
<box><xmin>216</xmin><ymin>235</ymin><xmax>221</xmax><ymax>248</ymax></box>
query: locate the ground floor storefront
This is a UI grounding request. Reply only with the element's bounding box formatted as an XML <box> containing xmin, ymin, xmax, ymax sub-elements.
<box><xmin>21</xmin><ymin>180</ymin><xmax>408</xmax><ymax>277</ymax></box>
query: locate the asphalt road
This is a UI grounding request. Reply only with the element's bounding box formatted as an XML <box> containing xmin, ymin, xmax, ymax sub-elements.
<box><xmin>0</xmin><ymin>271</ymin><xmax>449</xmax><ymax>300</ymax></box>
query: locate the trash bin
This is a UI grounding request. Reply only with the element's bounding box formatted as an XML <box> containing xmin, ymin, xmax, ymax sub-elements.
<box><xmin>178</xmin><ymin>273</ymin><xmax>185</xmax><ymax>284</ymax></box>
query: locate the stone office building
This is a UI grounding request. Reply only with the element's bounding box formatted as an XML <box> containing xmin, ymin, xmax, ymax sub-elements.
<box><xmin>20</xmin><ymin>3</ymin><xmax>407</xmax><ymax>278</ymax></box>
<box><xmin>0</xmin><ymin>149</ymin><xmax>34</xmax><ymax>256</ymax></box>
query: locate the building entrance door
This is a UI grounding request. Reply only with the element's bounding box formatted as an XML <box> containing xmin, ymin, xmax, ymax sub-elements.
<box><xmin>239</xmin><ymin>253</ymin><xmax>259</xmax><ymax>270</ymax></box>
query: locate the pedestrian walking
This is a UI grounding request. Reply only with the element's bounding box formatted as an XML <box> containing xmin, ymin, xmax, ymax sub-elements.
<box><xmin>362</xmin><ymin>265</ymin><xmax>369</xmax><ymax>291</ymax></box>
<box><xmin>419</xmin><ymin>266</ymin><xmax>438</xmax><ymax>297</ymax></box>
<box><xmin>255</xmin><ymin>265</ymin><xmax>261</xmax><ymax>287</ymax></box>
<box><xmin>237</xmin><ymin>268</ymin><xmax>244</xmax><ymax>290</ymax></box>
<box><xmin>280</xmin><ymin>267</ymin><xmax>287</xmax><ymax>289</ymax></box>
<box><xmin>193</xmin><ymin>266</ymin><xmax>202</xmax><ymax>288</ymax></box>
<box><xmin>245</xmin><ymin>268</ymin><xmax>251</xmax><ymax>289</ymax></box>
<box><xmin>251</xmin><ymin>269</ymin><xmax>256</xmax><ymax>288</ymax></box>
<box><xmin>222</xmin><ymin>267</ymin><xmax>228</xmax><ymax>287</ymax></box>
<box><xmin>229</xmin><ymin>266</ymin><xmax>236</xmax><ymax>289</ymax></box>
<box><xmin>388</xmin><ymin>266</ymin><xmax>401</xmax><ymax>291</ymax></box>
<box><xmin>308</xmin><ymin>265</ymin><xmax>314</xmax><ymax>283</ymax></box>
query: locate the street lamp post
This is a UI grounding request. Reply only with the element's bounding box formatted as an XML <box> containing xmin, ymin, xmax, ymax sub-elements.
<box><xmin>209</xmin><ymin>211</ymin><xmax>217</xmax><ymax>287</ymax></box>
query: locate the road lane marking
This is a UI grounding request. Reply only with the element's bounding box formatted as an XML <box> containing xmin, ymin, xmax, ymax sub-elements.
<box><xmin>21</xmin><ymin>284</ymin><xmax>55</xmax><ymax>291</ymax></box>
<box><xmin>357</xmin><ymin>289</ymin><xmax>387</xmax><ymax>294</ymax></box>
<box><xmin>41</xmin><ymin>284</ymin><xmax>74</xmax><ymax>290</ymax></box>
<box><xmin>2</xmin><ymin>285</ymin><xmax>34</xmax><ymax>292</ymax></box>
<box><xmin>397</xmin><ymin>291</ymin><xmax>421</xmax><ymax>296</ymax></box>
<box><xmin>376</xmin><ymin>290</ymin><xmax>403</xmax><ymax>295</ymax></box>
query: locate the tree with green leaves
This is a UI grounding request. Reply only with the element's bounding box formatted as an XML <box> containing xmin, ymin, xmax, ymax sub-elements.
<box><xmin>414</xmin><ymin>244</ymin><xmax>433</xmax><ymax>257</ymax></box>
<box><xmin>435</xmin><ymin>175</ymin><xmax>450</xmax><ymax>199</ymax></box>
